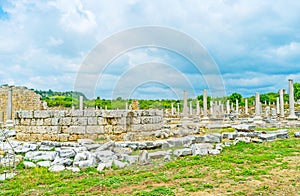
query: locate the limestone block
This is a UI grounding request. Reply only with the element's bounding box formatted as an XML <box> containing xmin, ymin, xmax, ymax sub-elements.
<box><xmin>73</xmin><ymin>117</ymin><xmax>88</xmax><ymax>126</ymax></box>
<box><xmin>68</xmin><ymin>126</ymin><xmax>86</xmax><ymax>135</ymax></box>
<box><xmin>113</xmin><ymin>160</ymin><xmax>127</xmax><ymax>168</ymax></box>
<box><xmin>104</xmin><ymin>125</ymin><xmax>113</xmax><ymax>134</ymax></box>
<box><xmin>25</xmin><ymin>151</ymin><xmax>57</xmax><ymax>161</ymax></box>
<box><xmin>21</xmin><ymin>119</ymin><xmax>31</xmax><ymax>126</ymax></box>
<box><xmin>95</xmin><ymin>110</ymin><xmax>103</xmax><ymax>117</ymax></box>
<box><xmin>23</xmin><ymin>161</ymin><xmax>37</xmax><ymax>168</ymax></box>
<box><xmin>51</xmin><ymin>118</ymin><xmax>60</xmax><ymax>126</ymax></box>
<box><xmin>53</xmin><ymin>110</ymin><xmax>66</xmax><ymax>118</ymax></box>
<box><xmin>34</xmin><ymin>110</ymin><xmax>50</xmax><ymax>118</ymax></box>
<box><xmin>131</xmin><ymin>117</ymin><xmax>140</xmax><ymax>124</ymax></box>
<box><xmin>173</xmin><ymin>148</ymin><xmax>192</xmax><ymax>157</ymax></box>
<box><xmin>68</xmin><ymin>134</ymin><xmax>79</xmax><ymax>141</ymax></box>
<box><xmin>58</xmin><ymin>134</ymin><xmax>69</xmax><ymax>142</ymax></box>
<box><xmin>86</xmin><ymin>126</ymin><xmax>104</xmax><ymax>134</ymax></box>
<box><xmin>97</xmin><ymin>117</ymin><xmax>107</xmax><ymax>125</ymax></box>
<box><xmin>19</xmin><ymin>110</ymin><xmax>33</xmax><ymax>118</ymax></box>
<box><xmin>140</xmin><ymin>117</ymin><xmax>152</xmax><ymax>124</ymax></box>
<box><xmin>84</xmin><ymin>110</ymin><xmax>96</xmax><ymax>117</ymax></box>
<box><xmin>14</xmin><ymin>118</ymin><xmax>20</xmax><ymax>125</ymax></box>
<box><xmin>61</xmin><ymin>117</ymin><xmax>72</xmax><ymax>126</ymax></box>
<box><xmin>49</xmin><ymin>165</ymin><xmax>66</xmax><ymax>172</ymax></box>
<box><xmin>37</xmin><ymin>161</ymin><xmax>51</xmax><ymax>167</ymax></box>
<box><xmin>44</xmin><ymin>118</ymin><xmax>52</xmax><ymax>126</ymax></box>
<box><xmin>36</xmin><ymin>119</ymin><xmax>44</xmax><ymax>126</ymax></box>
<box><xmin>57</xmin><ymin>149</ymin><xmax>76</xmax><ymax>158</ymax></box>
<box><xmin>71</xmin><ymin>110</ymin><xmax>84</xmax><ymax>117</ymax></box>
<box><xmin>88</xmin><ymin>117</ymin><xmax>98</xmax><ymax>125</ymax></box>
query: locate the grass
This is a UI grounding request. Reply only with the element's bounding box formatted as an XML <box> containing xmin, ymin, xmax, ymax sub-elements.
<box><xmin>0</xmin><ymin>135</ymin><xmax>299</xmax><ymax>195</ymax></box>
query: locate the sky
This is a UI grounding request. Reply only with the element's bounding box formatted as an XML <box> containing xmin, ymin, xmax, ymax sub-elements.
<box><xmin>0</xmin><ymin>0</ymin><xmax>300</xmax><ymax>100</ymax></box>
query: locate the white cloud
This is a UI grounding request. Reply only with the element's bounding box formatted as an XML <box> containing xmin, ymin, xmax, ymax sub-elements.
<box><xmin>0</xmin><ymin>0</ymin><xmax>300</xmax><ymax>98</ymax></box>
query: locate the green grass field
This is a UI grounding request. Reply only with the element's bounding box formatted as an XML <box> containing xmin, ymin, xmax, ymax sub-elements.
<box><xmin>0</xmin><ymin>130</ymin><xmax>299</xmax><ymax>195</ymax></box>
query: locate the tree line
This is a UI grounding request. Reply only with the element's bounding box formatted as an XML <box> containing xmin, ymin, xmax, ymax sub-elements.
<box><xmin>36</xmin><ymin>83</ymin><xmax>300</xmax><ymax>109</ymax></box>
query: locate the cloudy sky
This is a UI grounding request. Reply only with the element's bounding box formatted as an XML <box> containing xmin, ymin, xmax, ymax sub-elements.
<box><xmin>0</xmin><ymin>0</ymin><xmax>300</xmax><ymax>99</ymax></box>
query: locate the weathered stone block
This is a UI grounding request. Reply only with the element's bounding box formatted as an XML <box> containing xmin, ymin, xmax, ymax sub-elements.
<box><xmin>173</xmin><ymin>148</ymin><xmax>192</xmax><ymax>157</ymax></box>
<box><xmin>86</xmin><ymin>126</ymin><xmax>104</xmax><ymax>134</ymax></box>
<box><xmin>88</xmin><ymin>117</ymin><xmax>98</xmax><ymax>125</ymax></box>
<box><xmin>61</xmin><ymin>117</ymin><xmax>72</xmax><ymax>126</ymax></box>
<box><xmin>34</xmin><ymin>110</ymin><xmax>50</xmax><ymax>118</ymax></box>
<box><xmin>71</xmin><ymin>110</ymin><xmax>84</xmax><ymax>117</ymax></box>
<box><xmin>84</xmin><ymin>110</ymin><xmax>96</xmax><ymax>117</ymax></box>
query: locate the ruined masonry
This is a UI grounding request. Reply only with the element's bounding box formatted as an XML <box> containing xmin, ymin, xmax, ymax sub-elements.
<box><xmin>0</xmin><ymin>86</ymin><xmax>43</xmax><ymax>122</ymax></box>
<box><xmin>14</xmin><ymin>110</ymin><xmax>163</xmax><ymax>142</ymax></box>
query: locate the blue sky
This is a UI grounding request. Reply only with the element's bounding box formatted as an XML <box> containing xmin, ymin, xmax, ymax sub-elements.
<box><xmin>0</xmin><ymin>0</ymin><xmax>300</xmax><ymax>99</ymax></box>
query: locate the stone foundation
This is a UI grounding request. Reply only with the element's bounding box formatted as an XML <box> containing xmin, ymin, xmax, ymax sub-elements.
<box><xmin>14</xmin><ymin>110</ymin><xmax>163</xmax><ymax>142</ymax></box>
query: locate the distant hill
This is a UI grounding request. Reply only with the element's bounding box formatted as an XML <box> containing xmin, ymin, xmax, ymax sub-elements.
<box><xmin>34</xmin><ymin>89</ymin><xmax>87</xmax><ymax>99</ymax></box>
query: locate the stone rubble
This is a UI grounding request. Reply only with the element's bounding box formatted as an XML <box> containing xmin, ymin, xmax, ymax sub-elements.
<box><xmin>0</xmin><ymin>128</ymin><xmax>296</xmax><ymax>173</ymax></box>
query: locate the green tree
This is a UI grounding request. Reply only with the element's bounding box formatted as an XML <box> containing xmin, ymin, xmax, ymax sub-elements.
<box><xmin>294</xmin><ymin>82</ymin><xmax>300</xmax><ymax>101</ymax></box>
<box><xmin>228</xmin><ymin>93</ymin><xmax>242</xmax><ymax>105</ymax></box>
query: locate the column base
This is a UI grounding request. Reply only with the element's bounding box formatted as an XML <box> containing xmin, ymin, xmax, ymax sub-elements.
<box><xmin>286</xmin><ymin>115</ymin><xmax>298</xmax><ymax>120</ymax></box>
<box><xmin>5</xmin><ymin>120</ymin><xmax>14</xmax><ymax>128</ymax></box>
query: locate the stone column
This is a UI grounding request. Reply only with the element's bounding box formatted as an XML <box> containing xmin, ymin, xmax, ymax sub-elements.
<box><xmin>182</xmin><ymin>90</ymin><xmax>188</xmax><ymax>118</ymax></box>
<box><xmin>0</xmin><ymin>111</ymin><xmax>4</xmax><ymax>123</ymax></box>
<box><xmin>255</xmin><ymin>92</ymin><xmax>261</xmax><ymax>117</ymax></box>
<box><xmin>125</xmin><ymin>102</ymin><xmax>128</xmax><ymax>111</ymax></box>
<box><xmin>196</xmin><ymin>100</ymin><xmax>200</xmax><ymax>115</ymax></box>
<box><xmin>235</xmin><ymin>99</ymin><xmax>239</xmax><ymax>114</ymax></box>
<box><xmin>171</xmin><ymin>102</ymin><xmax>174</xmax><ymax>115</ymax></box>
<box><xmin>203</xmin><ymin>89</ymin><xmax>208</xmax><ymax>119</ymax></box>
<box><xmin>288</xmin><ymin>79</ymin><xmax>297</xmax><ymax>119</ymax></box>
<box><xmin>6</xmin><ymin>87</ymin><xmax>12</xmax><ymax>121</ymax></box>
<box><xmin>279</xmin><ymin>89</ymin><xmax>285</xmax><ymax>118</ymax></box>
<box><xmin>177</xmin><ymin>103</ymin><xmax>180</xmax><ymax>116</ymax></box>
<box><xmin>265</xmin><ymin>106</ymin><xmax>270</xmax><ymax>118</ymax></box>
<box><xmin>210</xmin><ymin>101</ymin><xmax>214</xmax><ymax>117</ymax></box>
<box><xmin>245</xmin><ymin>99</ymin><xmax>248</xmax><ymax>115</ymax></box>
<box><xmin>226</xmin><ymin>100</ymin><xmax>230</xmax><ymax>114</ymax></box>
<box><xmin>276</xmin><ymin>97</ymin><xmax>280</xmax><ymax>114</ymax></box>
<box><xmin>189</xmin><ymin>101</ymin><xmax>192</xmax><ymax>115</ymax></box>
<box><xmin>79</xmin><ymin>96</ymin><xmax>84</xmax><ymax>110</ymax></box>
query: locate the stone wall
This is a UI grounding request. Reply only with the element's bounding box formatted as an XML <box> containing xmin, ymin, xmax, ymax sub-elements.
<box><xmin>14</xmin><ymin>109</ymin><xmax>163</xmax><ymax>142</ymax></box>
<box><xmin>0</xmin><ymin>86</ymin><xmax>43</xmax><ymax>122</ymax></box>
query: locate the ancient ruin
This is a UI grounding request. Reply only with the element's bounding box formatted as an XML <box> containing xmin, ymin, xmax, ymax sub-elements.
<box><xmin>0</xmin><ymin>80</ymin><xmax>300</xmax><ymax>177</ymax></box>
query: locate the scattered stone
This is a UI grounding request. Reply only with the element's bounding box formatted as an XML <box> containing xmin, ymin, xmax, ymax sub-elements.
<box><xmin>139</xmin><ymin>150</ymin><xmax>150</xmax><ymax>164</ymax></box>
<box><xmin>23</xmin><ymin>161</ymin><xmax>37</xmax><ymax>168</ymax></box>
<box><xmin>163</xmin><ymin>154</ymin><xmax>171</xmax><ymax>162</ymax></box>
<box><xmin>173</xmin><ymin>148</ymin><xmax>192</xmax><ymax>157</ymax></box>
<box><xmin>222</xmin><ymin>132</ymin><xmax>238</xmax><ymax>140</ymax></box>
<box><xmin>123</xmin><ymin>155</ymin><xmax>139</xmax><ymax>164</ymax></box>
<box><xmin>97</xmin><ymin>163</ymin><xmax>106</xmax><ymax>172</ymax></box>
<box><xmin>148</xmin><ymin>150</ymin><xmax>171</xmax><ymax>159</ymax></box>
<box><xmin>65</xmin><ymin>167</ymin><xmax>80</xmax><ymax>172</ymax></box>
<box><xmin>57</xmin><ymin>149</ymin><xmax>76</xmax><ymax>158</ymax></box>
<box><xmin>113</xmin><ymin>160</ymin><xmax>127</xmax><ymax>168</ymax></box>
<box><xmin>77</xmin><ymin>139</ymin><xmax>94</xmax><ymax>145</ymax></box>
<box><xmin>208</xmin><ymin>149</ymin><xmax>221</xmax><ymax>155</ymax></box>
<box><xmin>206</xmin><ymin>124</ymin><xmax>231</xmax><ymax>129</ymax></box>
<box><xmin>191</xmin><ymin>143</ymin><xmax>213</xmax><ymax>156</ymax></box>
<box><xmin>95</xmin><ymin>141</ymin><xmax>115</xmax><ymax>152</ymax></box>
<box><xmin>204</xmin><ymin>133</ymin><xmax>221</xmax><ymax>143</ymax></box>
<box><xmin>295</xmin><ymin>132</ymin><xmax>300</xmax><ymax>138</ymax></box>
<box><xmin>232</xmin><ymin>124</ymin><xmax>255</xmax><ymax>132</ymax></box>
<box><xmin>49</xmin><ymin>165</ymin><xmax>65</xmax><ymax>172</ymax></box>
<box><xmin>272</xmin><ymin>129</ymin><xmax>289</xmax><ymax>139</ymax></box>
<box><xmin>37</xmin><ymin>161</ymin><xmax>51</xmax><ymax>167</ymax></box>
<box><xmin>25</xmin><ymin>151</ymin><xmax>57</xmax><ymax>161</ymax></box>
<box><xmin>51</xmin><ymin>157</ymin><xmax>73</xmax><ymax>166</ymax></box>
<box><xmin>259</xmin><ymin>134</ymin><xmax>277</xmax><ymax>142</ymax></box>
